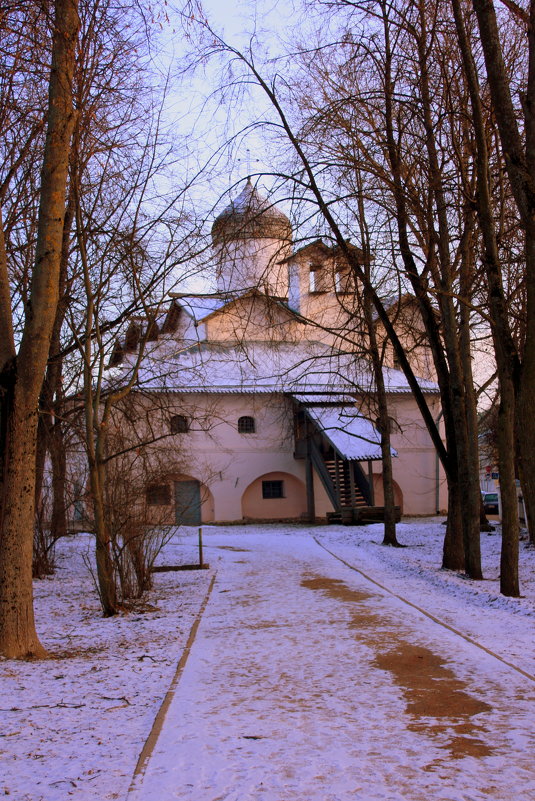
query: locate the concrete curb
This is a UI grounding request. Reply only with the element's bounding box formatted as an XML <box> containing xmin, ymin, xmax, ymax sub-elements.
<box><xmin>125</xmin><ymin>571</ymin><xmax>217</xmax><ymax>797</ymax></box>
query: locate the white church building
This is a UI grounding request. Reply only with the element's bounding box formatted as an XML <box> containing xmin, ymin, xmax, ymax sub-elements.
<box><xmin>107</xmin><ymin>181</ymin><xmax>445</xmax><ymax>525</ymax></box>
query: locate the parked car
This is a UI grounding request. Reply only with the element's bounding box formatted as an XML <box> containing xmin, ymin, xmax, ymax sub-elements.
<box><xmin>482</xmin><ymin>491</ymin><xmax>499</xmax><ymax>514</ymax></box>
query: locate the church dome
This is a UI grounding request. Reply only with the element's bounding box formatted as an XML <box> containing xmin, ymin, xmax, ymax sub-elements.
<box><xmin>211</xmin><ymin>180</ymin><xmax>292</xmax><ymax>247</ymax></box>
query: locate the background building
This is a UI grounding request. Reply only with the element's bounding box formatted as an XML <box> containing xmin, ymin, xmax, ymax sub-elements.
<box><xmin>108</xmin><ymin>181</ymin><xmax>446</xmax><ymax>524</ymax></box>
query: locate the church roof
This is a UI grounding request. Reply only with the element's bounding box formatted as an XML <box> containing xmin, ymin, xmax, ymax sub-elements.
<box><xmin>281</xmin><ymin>239</ymin><xmax>364</xmax><ymax>264</ymax></box>
<box><xmin>211</xmin><ymin>180</ymin><xmax>292</xmax><ymax>246</ymax></box>
<box><xmin>109</xmin><ymin>340</ymin><xmax>439</xmax><ymax>397</ymax></box>
<box><xmin>175</xmin><ymin>295</ymin><xmax>228</xmax><ymax>322</ymax></box>
<box><xmin>170</xmin><ymin>289</ymin><xmax>296</xmax><ymax>325</ymax></box>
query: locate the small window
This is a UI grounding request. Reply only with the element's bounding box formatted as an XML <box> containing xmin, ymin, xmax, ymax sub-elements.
<box><xmin>170</xmin><ymin>414</ymin><xmax>189</xmax><ymax>434</ymax></box>
<box><xmin>238</xmin><ymin>415</ymin><xmax>256</xmax><ymax>434</ymax></box>
<box><xmin>309</xmin><ymin>264</ymin><xmax>326</xmax><ymax>293</ymax></box>
<box><xmin>146</xmin><ymin>484</ymin><xmax>171</xmax><ymax>505</ymax></box>
<box><xmin>335</xmin><ymin>268</ymin><xmax>352</xmax><ymax>293</ymax></box>
<box><xmin>262</xmin><ymin>480</ymin><xmax>284</xmax><ymax>499</ymax></box>
<box><xmin>334</xmin><ymin>270</ymin><xmax>341</xmax><ymax>292</ymax></box>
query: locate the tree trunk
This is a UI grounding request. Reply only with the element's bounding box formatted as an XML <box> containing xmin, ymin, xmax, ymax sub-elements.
<box><xmin>471</xmin><ymin>0</ymin><xmax>535</xmax><ymax>546</ymax></box>
<box><xmin>83</xmin><ymin>350</ymin><xmax>118</xmax><ymax>615</ymax></box>
<box><xmin>516</xmin><ymin>232</ymin><xmax>535</xmax><ymax>546</ymax></box>
<box><xmin>498</xmin><ymin>383</ymin><xmax>520</xmax><ymax>595</ymax></box>
<box><xmin>89</xmin><ymin>453</ymin><xmax>118</xmax><ymax>616</ymax></box>
<box><xmin>442</xmin><ymin>480</ymin><xmax>465</xmax><ymax>571</ymax></box>
<box><xmin>50</xmin><ymin>420</ymin><xmax>67</xmax><ymax>540</ymax></box>
<box><xmin>34</xmin><ymin>415</ymin><xmax>48</xmax><ymax>515</ymax></box>
<box><xmin>453</xmin><ymin>0</ymin><xmax>521</xmax><ymax>592</ymax></box>
<box><xmin>378</xmin><ymin>2</ymin><xmax>471</xmax><ymax>570</ymax></box>
<box><xmin>415</xmin><ymin>0</ymin><xmax>481</xmax><ymax>578</ymax></box>
<box><xmin>458</xmin><ymin>196</ymin><xmax>484</xmax><ymax>578</ymax></box>
<box><xmin>365</xmin><ymin>296</ymin><xmax>399</xmax><ymax>546</ymax></box>
<box><xmin>516</xmin><ymin>416</ymin><xmax>535</xmax><ymax>544</ymax></box>
<box><xmin>356</xmin><ymin>166</ymin><xmax>399</xmax><ymax>546</ymax></box>
<box><xmin>37</xmin><ymin>191</ymin><xmax>74</xmax><ymax>543</ymax></box>
<box><xmin>379</xmin><ymin>423</ymin><xmax>398</xmax><ymax>546</ymax></box>
<box><xmin>0</xmin><ymin>0</ymin><xmax>79</xmax><ymax>659</ymax></box>
<box><xmin>0</xmin><ymin>376</ymin><xmax>47</xmax><ymax>657</ymax></box>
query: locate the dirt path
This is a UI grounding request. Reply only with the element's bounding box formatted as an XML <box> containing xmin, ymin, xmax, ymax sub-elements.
<box><xmin>128</xmin><ymin>531</ymin><xmax>535</xmax><ymax>801</ymax></box>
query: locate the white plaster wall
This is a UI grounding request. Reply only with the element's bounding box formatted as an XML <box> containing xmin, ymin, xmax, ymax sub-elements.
<box><xmin>155</xmin><ymin>390</ymin><xmax>445</xmax><ymax>521</ymax></box>
<box><xmin>287</xmin><ymin>252</ymin><xmax>436</xmax><ymax>383</ymax></box>
<box><xmin>215</xmin><ymin>238</ymin><xmax>291</xmax><ymax>297</ymax></box>
<box><xmin>166</xmin><ymin>393</ymin><xmax>308</xmax><ymax>522</ymax></box>
<box><xmin>386</xmin><ymin>395</ymin><xmax>447</xmax><ymax>515</ymax></box>
<box><xmin>242</xmin><ymin>471</ymin><xmax>307</xmax><ymax>519</ymax></box>
<box><xmin>205</xmin><ymin>295</ymin><xmax>301</xmax><ymax>343</ymax></box>
<box><xmin>312</xmin><ymin>469</ymin><xmax>336</xmax><ymax>518</ymax></box>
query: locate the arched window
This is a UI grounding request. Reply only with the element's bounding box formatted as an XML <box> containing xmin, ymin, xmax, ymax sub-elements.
<box><xmin>170</xmin><ymin>414</ymin><xmax>189</xmax><ymax>434</ymax></box>
<box><xmin>238</xmin><ymin>415</ymin><xmax>256</xmax><ymax>434</ymax></box>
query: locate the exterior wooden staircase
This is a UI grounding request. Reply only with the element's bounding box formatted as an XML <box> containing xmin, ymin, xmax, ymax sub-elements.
<box><xmin>294</xmin><ymin>407</ymin><xmax>400</xmax><ymax>525</ymax></box>
<box><xmin>324</xmin><ymin>458</ymin><xmax>368</xmax><ymax>509</ymax></box>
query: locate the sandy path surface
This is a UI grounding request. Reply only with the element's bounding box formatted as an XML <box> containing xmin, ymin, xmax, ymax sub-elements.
<box><xmin>128</xmin><ymin>531</ymin><xmax>535</xmax><ymax>801</ymax></box>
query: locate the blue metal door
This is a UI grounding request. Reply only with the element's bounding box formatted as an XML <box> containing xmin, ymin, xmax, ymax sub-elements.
<box><xmin>174</xmin><ymin>480</ymin><xmax>201</xmax><ymax>525</ymax></box>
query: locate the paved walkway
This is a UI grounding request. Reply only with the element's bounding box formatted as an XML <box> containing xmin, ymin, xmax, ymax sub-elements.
<box><xmin>128</xmin><ymin>531</ymin><xmax>534</xmax><ymax>801</ymax></box>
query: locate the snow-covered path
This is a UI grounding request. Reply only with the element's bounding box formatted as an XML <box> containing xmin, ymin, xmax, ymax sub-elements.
<box><xmin>128</xmin><ymin>530</ymin><xmax>535</xmax><ymax>801</ymax></box>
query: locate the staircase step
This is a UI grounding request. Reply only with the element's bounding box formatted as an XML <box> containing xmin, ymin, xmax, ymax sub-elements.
<box><xmin>327</xmin><ymin>506</ymin><xmax>401</xmax><ymax>525</ymax></box>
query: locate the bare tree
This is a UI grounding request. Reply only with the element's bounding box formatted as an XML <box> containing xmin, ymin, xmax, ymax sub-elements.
<box><xmin>451</xmin><ymin>0</ymin><xmax>521</xmax><ymax>594</ymax></box>
<box><xmin>68</xmin><ymin>93</ymin><xmax>196</xmax><ymax>613</ymax></box>
<box><xmin>468</xmin><ymin>0</ymin><xmax>535</xmax><ymax>557</ymax></box>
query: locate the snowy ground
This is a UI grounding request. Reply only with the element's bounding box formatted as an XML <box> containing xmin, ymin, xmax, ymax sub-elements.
<box><xmin>1</xmin><ymin>519</ymin><xmax>534</xmax><ymax>800</ymax></box>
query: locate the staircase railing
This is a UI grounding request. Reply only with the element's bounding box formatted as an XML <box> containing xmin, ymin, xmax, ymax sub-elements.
<box><xmin>297</xmin><ymin>408</ymin><xmax>374</xmax><ymax>512</ymax></box>
<box><xmin>308</xmin><ymin>438</ymin><xmax>339</xmax><ymax>510</ymax></box>
<box><xmin>352</xmin><ymin>461</ymin><xmax>373</xmax><ymax>505</ymax></box>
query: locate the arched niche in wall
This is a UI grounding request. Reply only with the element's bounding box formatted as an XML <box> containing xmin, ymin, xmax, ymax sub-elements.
<box><xmin>145</xmin><ymin>473</ymin><xmax>215</xmax><ymax>525</ymax></box>
<box><xmin>241</xmin><ymin>471</ymin><xmax>306</xmax><ymax>521</ymax></box>
<box><xmin>371</xmin><ymin>473</ymin><xmax>404</xmax><ymax>513</ymax></box>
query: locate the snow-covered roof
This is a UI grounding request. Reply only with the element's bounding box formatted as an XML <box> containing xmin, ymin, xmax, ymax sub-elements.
<box><xmin>382</xmin><ymin>365</ymin><xmax>438</xmax><ymax>393</ymax></box>
<box><xmin>291</xmin><ymin>393</ymin><xmax>356</xmax><ymax>404</ymax></box>
<box><xmin>175</xmin><ymin>295</ymin><xmax>228</xmax><ymax>323</ymax></box>
<box><xmin>303</xmin><ymin>404</ymin><xmax>394</xmax><ymax>461</ymax></box>
<box><xmin>108</xmin><ymin>339</ymin><xmax>439</xmax><ymax>398</ymax></box>
<box><xmin>172</xmin><ymin>290</ymin><xmax>294</xmax><ymax>325</ymax></box>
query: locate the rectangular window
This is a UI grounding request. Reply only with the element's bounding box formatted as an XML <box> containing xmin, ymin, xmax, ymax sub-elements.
<box><xmin>171</xmin><ymin>414</ymin><xmax>189</xmax><ymax>434</ymax></box>
<box><xmin>262</xmin><ymin>480</ymin><xmax>284</xmax><ymax>499</ymax></box>
<box><xmin>146</xmin><ymin>484</ymin><xmax>171</xmax><ymax>505</ymax></box>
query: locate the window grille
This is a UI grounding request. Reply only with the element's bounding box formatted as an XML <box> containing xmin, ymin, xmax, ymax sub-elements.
<box><xmin>146</xmin><ymin>484</ymin><xmax>171</xmax><ymax>505</ymax></box>
<box><xmin>238</xmin><ymin>415</ymin><xmax>256</xmax><ymax>434</ymax></box>
<box><xmin>262</xmin><ymin>480</ymin><xmax>284</xmax><ymax>499</ymax></box>
<box><xmin>170</xmin><ymin>414</ymin><xmax>189</xmax><ymax>434</ymax></box>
